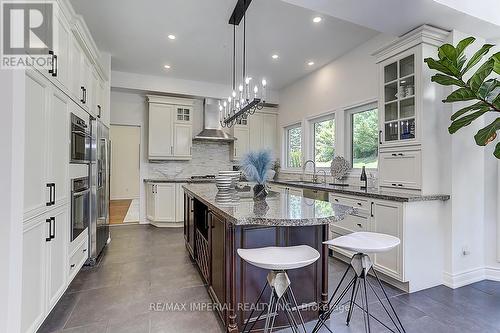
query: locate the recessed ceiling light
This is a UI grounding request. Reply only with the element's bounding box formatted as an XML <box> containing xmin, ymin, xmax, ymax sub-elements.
<box><xmin>307</xmin><ymin>61</ymin><xmax>315</xmax><ymax>66</ymax></box>
<box><xmin>168</xmin><ymin>34</ymin><xmax>176</xmax><ymax>40</ymax></box>
<box><xmin>313</xmin><ymin>16</ymin><xmax>322</xmax><ymax>23</ymax></box>
<box><xmin>164</xmin><ymin>65</ymin><xmax>171</xmax><ymax>69</ymax></box>
<box><xmin>272</xmin><ymin>54</ymin><xmax>279</xmax><ymax>59</ymax></box>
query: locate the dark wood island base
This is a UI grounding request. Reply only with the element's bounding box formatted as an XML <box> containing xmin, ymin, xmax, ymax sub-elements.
<box><xmin>182</xmin><ymin>185</ymin><xmax>354</xmax><ymax>332</ymax></box>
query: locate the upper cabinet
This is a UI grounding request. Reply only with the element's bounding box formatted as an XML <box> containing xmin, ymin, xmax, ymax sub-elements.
<box><xmin>381</xmin><ymin>53</ymin><xmax>417</xmax><ymax>144</ymax></box>
<box><xmin>147</xmin><ymin>96</ymin><xmax>194</xmax><ymax>160</ymax></box>
<box><xmin>231</xmin><ymin>107</ymin><xmax>278</xmax><ymax>160</ymax></box>
<box><xmin>374</xmin><ymin>25</ymin><xmax>449</xmax><ymax>195</ymax></box>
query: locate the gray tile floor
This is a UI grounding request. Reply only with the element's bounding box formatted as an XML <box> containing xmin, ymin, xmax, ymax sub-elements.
<box><xmin>38</xmin><ymin>225</ymin><xmax>500</xmax><ymax>333</ymax></box>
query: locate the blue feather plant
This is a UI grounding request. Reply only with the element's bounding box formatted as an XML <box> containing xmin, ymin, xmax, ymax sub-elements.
<box><xmin>240</xmin><ymin>150</ymin><xmax>273</xmax><ymax>199</ymax></box>
<box><xmin>240</xmin><ymin>150</ymin><xmax>273</xmax><ymax>184</ymax></box>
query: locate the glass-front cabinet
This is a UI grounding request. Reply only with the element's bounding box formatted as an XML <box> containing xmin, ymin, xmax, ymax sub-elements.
<box><xmin>381</xmin><ymin>53</ymin><xmax>417</xmax><ymax>144</ymax></box>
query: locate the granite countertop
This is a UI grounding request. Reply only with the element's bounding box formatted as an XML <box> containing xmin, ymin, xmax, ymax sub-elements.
<box><xmin>271</xmin><ymin>180</ymin><xmax>450</xmax><ymax>202</ymax></box>
<box><xmin>183</xmin><ymin>183</ymin><xmax>355</xmax><ymax>227</ymax></box>
<box><xmin>144</xmin><ymin>178</ymin><xmax>216</xmax><ymax>184</ymax></box>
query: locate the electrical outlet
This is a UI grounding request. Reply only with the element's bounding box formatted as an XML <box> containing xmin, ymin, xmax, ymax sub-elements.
<box><xmin>462</xmin><ymin>246</ymin><xmax>470</xmax><ymax>256</ymax></box>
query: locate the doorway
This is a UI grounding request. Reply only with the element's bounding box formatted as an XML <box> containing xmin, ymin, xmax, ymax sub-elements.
<box><xmin>110</xmin><ymin>125</ymin><xmax>141</xmax><ymax>224</ymax></box>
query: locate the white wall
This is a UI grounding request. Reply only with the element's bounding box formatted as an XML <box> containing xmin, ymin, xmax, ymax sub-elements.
<box><xmin>0</xmin><ymin>70</ymin><xmax>24</xmax><ymax>333</ymax></box>
<box><xmin>277</xmin><ymin>33</ymin><xmax>395</xmax><ymax>181</ymax></box>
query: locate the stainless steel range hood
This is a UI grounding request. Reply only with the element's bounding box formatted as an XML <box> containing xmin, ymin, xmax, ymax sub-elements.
<box><xmin>194</xmin><ymin>98</ymin><xmax>235</xmax><ymax>142</ymax></box>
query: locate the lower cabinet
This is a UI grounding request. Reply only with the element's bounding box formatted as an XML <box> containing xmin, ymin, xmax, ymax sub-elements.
<box><xmin>22</xmin><ymin>204</ymin><xmax>68</xmax><ymax>333</ymax></box>
<box><xmin>209</xmin><ymin>210</ymin><xmax>225</xmax><ymax>305</ymax></box>
<box><xmin>329</xmin><ymin>193</ymin><xmax>404</xmax><ymax>281</ymax></box>
<box><xmin>147</xmin><ymin>182</ymin><xmax>188</xmax><ymax>224</ymax></box>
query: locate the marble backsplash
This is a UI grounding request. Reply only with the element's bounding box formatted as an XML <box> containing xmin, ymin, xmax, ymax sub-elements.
<box><xmin>146</xmin><ymin>141</ymin><xmax>235</xmax><ymax>178</ymax></box>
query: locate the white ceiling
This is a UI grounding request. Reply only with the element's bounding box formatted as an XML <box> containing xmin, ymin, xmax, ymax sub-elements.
<box><xmin>69</xmin><ymin>0</ymin><xmax>378</xmax><ymax>90</ymax></box>
<box><xmin>282</xmin><ymin>0</ymin><xmax>500</xmax><ymax>40</ymax></box>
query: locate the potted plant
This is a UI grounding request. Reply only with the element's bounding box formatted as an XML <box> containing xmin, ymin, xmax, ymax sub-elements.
<box><xmin>424</xmin><ymin>37</ymin><xmax>500</xmax><ymax>158</ymax></box>
<box><xmin>240</xmin><ymin>150</ymin><xmax>273</xmax><ymax>200</ymax></box>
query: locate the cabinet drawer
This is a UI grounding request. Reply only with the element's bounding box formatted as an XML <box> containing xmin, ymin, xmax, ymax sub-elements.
<box><xmin>330</xmin><ymin>213</ymin><xmax>369</xmax><ymax>235</ymax></box>
<box><xmin>329</xmin><ymin>194</ymin><xmax>369</xmax><ymax>213</ymax></box>
<box><xmin>68</xmin><ymin>238</ymin><xmax>88</xmax><ymax>281</ymax></box>
<box><xmin>379</xmin><ymin>150</ymin><xmax>421</xmax><ymax>189</ymax></box>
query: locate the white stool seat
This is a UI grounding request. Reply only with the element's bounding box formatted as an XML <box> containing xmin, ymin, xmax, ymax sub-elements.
<box><xmin>237</xmin><ymin>245</ymin><xmax>320</xmax><ymax>270</ymax></box>
<box><xmin>324</xmin><ymin>232</ymin><xmax>400</xmax><ymax>253</ymax></box>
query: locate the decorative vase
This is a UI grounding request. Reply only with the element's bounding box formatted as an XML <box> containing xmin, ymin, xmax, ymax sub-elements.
<box><xmin>253</xmin><ymin>184</ymin><xmax>268</xmax><ymax>200</ymax></box>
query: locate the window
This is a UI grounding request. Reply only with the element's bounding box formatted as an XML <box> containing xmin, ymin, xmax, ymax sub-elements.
<box><xmin>350</xmin><ymin>106</ymin><xmax>379</xmax><ymax>169</ymax></box>
<box><xmin>285</xmin><ymin>124</ymin><xmax>302</xmax><ymax>168</ymax></box>
<box><xmin>311</xmin><ymin>116</ymin><xmax>335</xmax><ymax>168</ymax></box>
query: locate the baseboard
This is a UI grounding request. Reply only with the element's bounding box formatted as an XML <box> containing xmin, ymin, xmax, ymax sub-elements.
<box><xmin>442</xmin><ymin>266</ymin><xmax>500</xmax><ymax>289</ymax></box>
<box><xmin>150</xmin><ymin>221</ymin><xmax>183</xmax><ymax>228</ymax></box>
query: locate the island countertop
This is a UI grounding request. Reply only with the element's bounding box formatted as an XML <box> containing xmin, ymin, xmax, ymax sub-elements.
<box><xmin>182</xmin><ymin>183</ymin><xmax>355</xmax><ymax>227</ymax></box>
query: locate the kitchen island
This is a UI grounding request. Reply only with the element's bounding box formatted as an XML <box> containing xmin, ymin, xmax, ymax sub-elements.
<box><xmin>182</xmin><ymin>183</ymin><xmax>354</xmax><ymax>333</ymax></box>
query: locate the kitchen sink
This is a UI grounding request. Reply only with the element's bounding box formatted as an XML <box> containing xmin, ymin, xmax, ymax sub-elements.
<box><xmin>302</xmin><ymin>188</ymin><xmax>329</xmax><ymax>201</ymax></box>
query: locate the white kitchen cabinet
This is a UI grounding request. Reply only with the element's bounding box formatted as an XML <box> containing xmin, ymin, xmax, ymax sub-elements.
<box><xmin>51</xmin><ymin>5</ymin><xmax>70</xmax><ymax>89</ymax></box>
<box><xmin>379</xmin><ymin>149</ymin><xmax>422</xmax><ymax>190</ymax></box>
<box><xmin>68</xmin><ymin>36</ymin><xmax>83</xmax><ymax>102</ymax></box>
<box><xmin>22</xmin><ymin>205</ymin><xmax>69</xmax><ymax>333</ymax></box>
<box><xmin>148</xmin><ymin>103</ymin><xmax>174</xmax><ymax>158</ymax></box>
<box><xmin>24</xmin><ymin>70</ymin><xmax>50</xmax><ymax>220</ymax></box>
<box><xmin>375</xmin><ymin>26</ymin><xmax>449</xmax><ymax>196</ymax></box>
<box><xmin>147</xmin><ymin>96</ymin><xmax>194</xmax><ymax>160</ymax></box>
<box><xmin>46</xmin><ymin>206</ymin><xmax>68</xmax><ymax>310</ymax></box>
<box><xmin>371</xmin><ymin>200</ymin><xmax>403</xmax><ymax>280</ymax></box>
<box><xmin>24</xmin><ymin>70</ymin><xmax>70</xmax><ymax>220</ymax></box>
<box><xmin>146</xmin><ymin>183</ymin><xmax>176</xmax><ymax>223</ymax></box>
<box><xmin>21</xmin><ymin>216</ymin><xmax>47</xmax><ymax>333</ymax></box>
<box><xmin>233</xmin><ymin>110</ymin><xmax>277</xmax><ymax>160</ymax></box>
<box><xmin>174</xmin><ymin>123</ymin><xmax>193</xmax><ymax>157</ymax></box>
<box><xmin>47</xmin><ymin>89</ymin><xmax>70</xmax><ymax>206</ymax></box>
<box><xmin>232</xmin><ymin>126</ymin><xmax>249</xmax><ymax>160</ymax></box>
<box><xmin>175</xmin><ymin>183</ymin><xmax>186</xmax><ymax>222</ymax></box>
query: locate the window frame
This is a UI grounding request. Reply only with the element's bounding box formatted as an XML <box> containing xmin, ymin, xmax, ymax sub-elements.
<box><xmin>309</xmin><ymin>114</ymin><xmax>336</xmax><ymax>170</ymax></box>
<box><xmin>345</xmin><ymin>102</ymin><xmax>379</xmax><ymax>172</ymax></box>
<box><xmin>283</xmin><ymin>123</ymin><xmax>303</xmax><ymax>170</ymax></box>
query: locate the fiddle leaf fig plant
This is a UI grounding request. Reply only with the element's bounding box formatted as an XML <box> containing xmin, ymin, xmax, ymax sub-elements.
<box><xmin>424</xmin><ymin>37</ymin><xmax>500</xmax><ymax>159</ymax></box>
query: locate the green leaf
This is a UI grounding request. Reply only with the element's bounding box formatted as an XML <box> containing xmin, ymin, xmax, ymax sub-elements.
<box><xmin>456</xmin><ymin>37</ymin><xmax>475</xmax><ymax>56</ymax></box>
<box><xmin>449</xmin><ymin>109</ymin><xmax>490</xmax><ymax>134</ymax></box>
<box><xmin>462</xmin><ymin>44</ymin><xmax>495</xmax><ymax>74</ymax></box>
<box><xmin>493</xmin><ymin>94</ymin><xmax>500</xmax><ymax>110</ymax></box>
<box><xmin>494</xmin><ymin>142</ymin><xmax>500</xmax><ymax>159</ymax></box>
<box><xmin>424</xmin><ymin>58</ymin><xmax>456</xmax><ymax>77</ymax></box>
<box><xmin>474</xmin><ymin>117</ymin><xmax>500</xmax><ymax>145</ymax></box>
<box><xmin>468</xmin><ymin>59</ymin><xmax>494</xmax><ymax>92</ymax></box>
<box><xmin>438</xmin><ymin>44</ymin><xmax>458</xmax><ymax>62</ymax></box>
<box><xmin>478</xmin><ymin>79</ymin><xmax>499</xmax><ymax>101</ymax></box>
<box><xmin>443</xmin><ymin>88</ymin><xmax>476</xmax><ymax>103</ymax></box>
<box><xmin>440</xmin><ymin>58</ymin><xmax>462</xmax><ymax>77</ymax></box>
<box><xmin>450</xmin><ymin>102</ymin><xmax>488</xmax><ymax>121</ymax></box>
<box><xmin>493</xmin><ymin>52</ymin><xmax>500</xmax><ymax>75</ymax></box>
<box><xmin>431</xmin><ymin>74</ymin><xmax>465</xmax><ymax>87</ymax></box>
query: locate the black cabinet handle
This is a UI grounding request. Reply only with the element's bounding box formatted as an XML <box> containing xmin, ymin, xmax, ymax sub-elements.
<box><xmin>398</xmin><ymin>184</ymin><xmax>404</xmax><ymax>187</ymax></box>
<box><xmin>334</xmin><ymin>198</ymin><xmax>339</xmax><ymax>202</ymax></box>
<box><xmin>97</xmin><ymin>105</ymin><xmax>101</xmax><ymax>118</ymax></box>
<box><xmin>81</xmin><ymin>87</ymin><xmax>85</xmax><ymax>103</ymax></box>
<box><xmin>379</xmin><ymin>130</ymin><xmax>383</xmax><ymax>144</ymax></box>
<box><xmin>392</xmin><ymin>153</ymin><xmax>397</xmax><ymax>156</ymax></box>
<box><xmin>357</xmin><ymin>202</ymin><xmax>362</xmax><ymax>206</ymax></box>
<box><xmin>83</xmin><ymin>248</ymin><xmax>87</xmax><ymax>253</ymax></box>
<box><xmin>370</xmin><ymin>202</ymin><xmax>374</xmax><ymax>217</ymax></box>
<box><xmin>52</xmin><ymin>54</ymin><xmax>58</xmax><ymax>77</ymax></box>
<box><xmin>48</xmin><ymin>50</ymin><xmax>54</xmax><ymax>75</ymax></box>
<box><xmin>357</xmin><ymin>223</ymin><xmax>363</xmax><ymax>228</ymax></box>
<box><xmin>84</xmin><ymin>88</ymin><xmax>87</xmax><ymax>104</ymax></box>
<box><xmin>70</xmin><ymin>264</ymin><xmax>75</xmax><ymax>268</ymax></box>
<box><xmin>50</xmin><ymin>217</ymin><xmax>55</xmax><ymax>239</ymax></box>
<box><xmin>46</xmin><ymin>183</ymin><xmax>55</xmax><ymax>206</ymax></box>
<box><xmin>46</xmin><ymin>218</ymin><xmax>52</xmax><ymax>242</ymax></box>
<box><xmin>398</xmin><ymin>153</ymin><xmax>404</xmax><ymax>156</ymax></box>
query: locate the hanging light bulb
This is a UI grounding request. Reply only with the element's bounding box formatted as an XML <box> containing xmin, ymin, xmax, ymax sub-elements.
<box><xmin>254</xmin><ymin>85</ymin><xmax>258</xmax><ymax>98</ymax></box>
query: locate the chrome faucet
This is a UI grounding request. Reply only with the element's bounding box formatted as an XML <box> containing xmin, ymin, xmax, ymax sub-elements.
<box><xmin>317</xmin><ymin>170</ymin><xmax>328</xmax><ymax>185</ymax></box>
<box><xmin>302</xmin><ymin>160</ymin><xmax>317</xmax><ymax>183</ymax></box>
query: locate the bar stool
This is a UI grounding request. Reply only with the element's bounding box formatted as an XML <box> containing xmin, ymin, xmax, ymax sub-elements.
<box><xmin>312</xmin><ymin>232</ymin><xmax>406</xmax><ymax>333</ymax></box>
<box><xmin>237</xmin><ymin>245</ymin><xmax>320</xmax><ymax>333</ymax></box>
